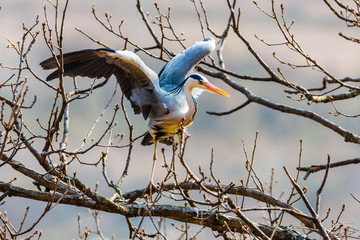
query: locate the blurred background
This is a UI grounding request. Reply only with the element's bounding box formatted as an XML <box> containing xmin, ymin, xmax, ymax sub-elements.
<box><xmin>1</xmin><ymin>0</ymin><xmax>360</xmax><ymax>239</ymax></box>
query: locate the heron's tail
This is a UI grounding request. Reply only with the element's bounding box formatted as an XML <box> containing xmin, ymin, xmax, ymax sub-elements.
<box><xmin>141</xmin><ymin>132</ymin><xmax>154</xmax><ymax>146</ymax></box>
<box><xmin>140</xmin><ymin>132</ymin><xmax>174</xmax><ymax>146</ymax></box>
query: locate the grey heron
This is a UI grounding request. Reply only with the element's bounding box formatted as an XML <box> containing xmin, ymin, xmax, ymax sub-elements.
<box><xmin>40</xmin><ymin>38</ymin><xmax>229</xmax><ymax>193</ymax></box>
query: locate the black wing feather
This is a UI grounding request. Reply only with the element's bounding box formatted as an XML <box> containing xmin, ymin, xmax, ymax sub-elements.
<box><xmin>40</xmin><ymin>48</ymin><xmax>164</xmax><ymax>119</ymax></box>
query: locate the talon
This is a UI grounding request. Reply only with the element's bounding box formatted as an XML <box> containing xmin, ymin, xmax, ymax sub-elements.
<box><xmin>142</xmin><ymin>181</ymin><xmax>157</xmax><ymax>201</ymax></box>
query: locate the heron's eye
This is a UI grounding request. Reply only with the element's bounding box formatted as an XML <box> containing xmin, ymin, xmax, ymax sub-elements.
<box><xmin>198</xmin><ymin>80</ymin><xmax>203</xmax><ymax>85</ymax></box>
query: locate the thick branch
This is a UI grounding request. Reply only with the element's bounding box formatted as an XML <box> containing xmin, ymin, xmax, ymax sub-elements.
<box><xmin>123</xmin><ymin>181</ymin><xmax>314</xmax><ymax>228</ymax></box>
<box><xmin>0</xmin><ymin>154</ymin><xmax>77</xmax><ymax>195</ymax></box>
<box><xmin>298</xmin><ymin>157</ymin><xmax>360</xmax><ymax>179</ymax></box>
<box><xmin>0</xmin><ymin>181</ymin><xmax>127</xmax><ymax>214</ymax></box>
<box><xmin>309</xmin><ymin>89</ymin><xmax>360</xmax><ymax>104</ymax></box>
<box><xmin>0</xmin><ymin>182</ymin><xmax>313</xmax><ymax>240</ymax></box>
<box><xmin>199</xmin><ymin>67</ymin><xmax>360</xmax><ymax>144</ymax></box>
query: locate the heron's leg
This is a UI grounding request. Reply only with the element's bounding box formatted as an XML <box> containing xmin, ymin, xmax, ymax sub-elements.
<box><xmin>150</xmin><ymin>139</ymin><xmax>158</xmax><ymax>185</ymax></box>
<box><xmin>153</xmin><ymin>139</ymin><xmax>158</xmax><ymax>161</ymax></box>
<box><xmin>177</xmin><ymin>130</ymin><xmax>184</xmax><ymax>156</ymax></box>
<box><xmin>143</xmin><ymin>139</ymin><xmax>158</xmax><ymax>201</ymax></box>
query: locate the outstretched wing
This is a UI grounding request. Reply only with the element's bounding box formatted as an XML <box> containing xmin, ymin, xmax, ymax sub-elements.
<box><xmin>40</xmin><ymin>48</ymin><xmax>166</xmax><ymax>119</ymax></box>
<box><xmin>158</xmin><ymin>38</ymin><xmax>216</xmax><ymax>91</ymax></box>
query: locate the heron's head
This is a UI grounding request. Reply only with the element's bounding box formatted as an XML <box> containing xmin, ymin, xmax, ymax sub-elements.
<box><xmin>187</xmin><ymin>74</ymin><xmax>230</xmax><ymax>98</ymax></box>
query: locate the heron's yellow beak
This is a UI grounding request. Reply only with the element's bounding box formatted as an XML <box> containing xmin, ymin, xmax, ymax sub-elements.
<box><xmin>204</xmin><ymin>83</ymin><xmax>230</xmax><ymax>97</ymax></box>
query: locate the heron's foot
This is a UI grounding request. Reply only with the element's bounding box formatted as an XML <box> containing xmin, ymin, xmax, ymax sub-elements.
<box><xmin>142</xmin><ymin>181</ymin><xmax>158</xmax><ymax>201</ymax></box>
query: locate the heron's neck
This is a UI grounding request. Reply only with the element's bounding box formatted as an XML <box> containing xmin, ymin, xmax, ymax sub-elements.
<box><xmin>184</xmin><ymin>81</ymin><xmax>204</xmax><ymax>100</ymax></box>
<box><xmin>177</xmin><ymin>82</ymin><xmax>195</xmax><ymax>112</ymax></box>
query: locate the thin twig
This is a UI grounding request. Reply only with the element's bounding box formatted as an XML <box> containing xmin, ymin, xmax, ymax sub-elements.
<box><xmin>316</xmin><ymin>155</ymin><xmax>331</xmax><ymax>214</ymax></box>
<box><xmin>283</xmin><ymin>167</ymin><xmax>330</xmax><ymax>240</ymax></box>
